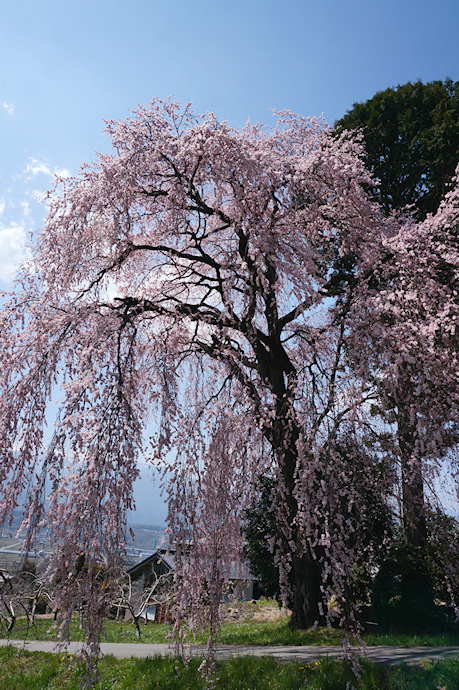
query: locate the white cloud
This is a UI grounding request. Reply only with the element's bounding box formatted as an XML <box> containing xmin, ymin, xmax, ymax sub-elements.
<box><xmin>3</xmin><ymin>102</ymin><xmax>15</xmax><ymax>116</ymax></box>
<box><xmin>54</xmin><ymin>167</ymin><xmax>71</xmax><ymax>179</ymax></box>
<box><xmin>0</xmin><ymin>156</ymin><xmax>71</xmax><ymax>285</ymax></box>
<box><xmin>24</xmin><ymin>158</ymin><xmax>53</xmax><ymax>178</ymax></box>
<box><xmin>0</xmin><ymin>195</ymin><xmax>33</xmax><ymax>284</ymax></box>
<box><xmin>23</xmin><ymin>158</ymin><xmax>71</xmax><ymax>181</ymax></box>
<box><xmin>0</xmin><ymin>222</ymin><xmax>29</xmax><ymax>283</ymax></box>
<box><xmin>21</xmin><ymin>200</ymin><xmax>32</xmax><ymax>218</ymax></box>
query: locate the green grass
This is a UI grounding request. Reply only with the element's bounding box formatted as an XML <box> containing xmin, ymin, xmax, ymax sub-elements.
<box><xmin>0</xmin><ymin>617</ymin><xmax>172</xmax><ymax>644</ymax></box>
<box><xmin>220</xmin><ymin>621</ymin><xmax>459</xmax><ymax>647</ymax></box>
<box><xmin>0</xmin><ymin>647</ymin><xmax>459</xmax><ymax>689</ymax></box>
<box><xmin>219</xmin><ymin>618</ymin><xmax>346</xmax><ymax>646</ymax></box>
<box><xmin>3</xmin><ymin>615</ymin><xmax>459</xmax><ymax>648</ymax></box>
<box><xmin>363</xmin><ymin>630</ymin><xmax>459</xmax><ymax>647</ymax></box>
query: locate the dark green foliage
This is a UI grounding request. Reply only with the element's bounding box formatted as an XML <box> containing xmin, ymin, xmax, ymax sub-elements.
<box><xmin>372</xmin><ymin>513</ymin><xmax>459</xmax><ymax>634</ymax></box>
<box><xmin>372</xmin><ymin>542</ymin><xmax>442</xmax><ymax>634</ymax></box>
<box><xmin>335</xmin><ymin>79</ymin><xmax>459</xmax><ymax>219</ymax></box>
<box><xmin>243</xmin><ymin>434</ymin><xmax>396</xmax><ymax>611</ymax></box>
<box><xmin>316</xmin><ymin>432</ymin><xmax>396</xmax><ymax>611</ymax></box>
<box><xmin>329</xmin><ymin>433</ymin><xmax>395</xmax><ymax>547</ymax></box>
<box><xmin>242</xmin><ymin>475</ymin><xmax>281</xmax><ymax>600</ymax></box>
<box><xmin>337</xmin><ymin>80</ymin><xmax>459</xmax><ymax>610</ymax></box>
<box><xmin>426</xmin><ymin>509</ymin><xmax>459</xmax><ymax>605</ymax></box>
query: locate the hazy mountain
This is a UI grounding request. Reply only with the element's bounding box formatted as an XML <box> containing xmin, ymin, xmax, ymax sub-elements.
<box><xmin>129</xmin><ymin>463</ymin><xmax>167</xmax><ymax>527</ymax></box>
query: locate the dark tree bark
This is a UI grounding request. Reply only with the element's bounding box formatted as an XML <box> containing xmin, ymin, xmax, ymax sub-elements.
<box><xmin>270</xmin><ymin>378</ymin><xmax>326</xmax><ymax>628</ymax></box>
<box><xmin>396</xmin><ymin>368</ymin><xmax>427</xmax><ymax>548</ymax></box>
<box><xmin>288</xmin><ymin>548</ymin><xmax>324</xmax><ymax>629</ymax></box>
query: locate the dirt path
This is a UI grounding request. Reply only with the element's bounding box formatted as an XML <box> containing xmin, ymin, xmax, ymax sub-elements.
<box><xmin>2</xmin><ymin>639</ymin><xmax>459</xmax><ymax>667</ymax></box>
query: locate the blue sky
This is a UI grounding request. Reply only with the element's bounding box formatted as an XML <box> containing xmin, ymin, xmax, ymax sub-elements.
<box><xmin>1</xmin><ymin>0</ymin><xmax>458</xmax><ymax>283</ymax></box>
<box><xmin>2</xmin><ymin>0</ymin><xmax>458</xmax><ymax>524</ymax></box>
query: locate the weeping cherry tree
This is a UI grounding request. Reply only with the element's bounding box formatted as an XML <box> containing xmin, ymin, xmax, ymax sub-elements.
<box><xmin>1</xmin><ymin>100</ymin><xmax>450</xmax><ymax>659</ymax></box>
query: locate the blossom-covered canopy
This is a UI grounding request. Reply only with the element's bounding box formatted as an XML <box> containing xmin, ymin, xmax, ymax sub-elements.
<box><xmin>0</xmin><ymin>100</ymin><xmax>457</xmax><ymax>661</ymax></box>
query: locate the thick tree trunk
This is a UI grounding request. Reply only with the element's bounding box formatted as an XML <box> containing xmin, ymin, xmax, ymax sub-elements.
<box><xmin>288</xmin><ymin>548</ymin><xmax>324</xmax><ymax>629</ymax></box>
<box><xmin>259</xmin><ymin>323</ymin><xmax>325</xmax><ymax>629</ymax></box>
<box><xmin>397</xmin><ymin>368</ymin><xmax>427</xmax><ymax>547</ymax></box>
<box><xmin>393</xmin><ymin>406</ymin><xmax>439</xmax><ymax>633</ymax></box>
<box><xmin>273</xmin><ymin>417</ymin><xmax>325</xmax><ymax>629</ymax></box>
<box><xmin>401</xmin><ymin>453</ymin><xmax>427</xmax><ymax>547</ymax></box>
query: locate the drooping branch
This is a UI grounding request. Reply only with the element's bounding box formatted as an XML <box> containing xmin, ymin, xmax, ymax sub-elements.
<box><xmin>3</xmin><ymin>99</ymin><xmax>456</xmax><ymax>680</ymax></box>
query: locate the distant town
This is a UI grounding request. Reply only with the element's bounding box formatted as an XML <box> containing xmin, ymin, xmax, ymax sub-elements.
<box><xmin>0</xmin><ymin>512</ymin><xmax>168</xmax><ymax>573</ymax></box>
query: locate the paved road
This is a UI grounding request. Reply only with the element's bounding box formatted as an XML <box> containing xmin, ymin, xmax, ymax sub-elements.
<box><xmin>1</xmin><ymin>640</ymin><xmax>459</xmax><ymax>666</ymax></box>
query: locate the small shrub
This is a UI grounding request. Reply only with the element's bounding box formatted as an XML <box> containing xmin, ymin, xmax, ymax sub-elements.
<box><xmin>372</xmin><ymin>543</ymin><xmax>448</xmax><ymax>633</ymax></box>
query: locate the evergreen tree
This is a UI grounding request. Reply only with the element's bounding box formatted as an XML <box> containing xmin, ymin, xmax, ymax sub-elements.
<box><xmin>335</xmin><ymin>79</ymin><xmax>459</xmax><ymax>220</ymax></box>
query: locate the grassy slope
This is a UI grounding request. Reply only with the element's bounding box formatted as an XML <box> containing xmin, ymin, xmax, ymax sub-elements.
<box><xmin>3</xmin><ymin>616</ymin><xmax>459</xmax><ymax>648</ymax></box>
<box><xmin>1</xmin><ymin>647</ymin><xmax>459</xmax><ymax>690</ymax></box>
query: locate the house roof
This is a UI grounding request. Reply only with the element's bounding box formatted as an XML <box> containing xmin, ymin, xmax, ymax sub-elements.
<box><xmin>126</xmin><ymin>549</ymin><xmax>174</xmax><ymax>579</ymax></box>
<box><xmin>126</xmin><ymin>548</ymin><xmax>256</xmax><ymax>582</ymax></box>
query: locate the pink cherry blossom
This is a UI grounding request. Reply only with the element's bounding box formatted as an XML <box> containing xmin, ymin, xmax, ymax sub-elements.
<box><xmin>0</xmin><ymin>99</ymin><xmax>457</xmax><ymax>683</ymax></box>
